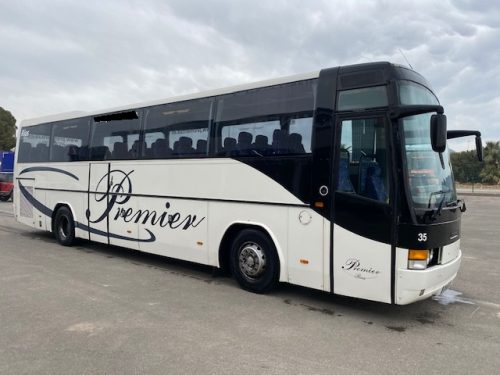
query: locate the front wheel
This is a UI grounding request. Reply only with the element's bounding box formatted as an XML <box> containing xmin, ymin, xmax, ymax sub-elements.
<box><xmin>230</xmin><ymin>229</ymin><xmax>280</xmax><ymax>293</ymax></box>
<box><xmin>54</xmin><ymin>206</ymin><xmax>76</xmax><ymax>246</ymax></box>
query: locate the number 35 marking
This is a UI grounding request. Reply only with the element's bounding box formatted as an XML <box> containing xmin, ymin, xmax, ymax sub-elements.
<box><xmin>418</xmin><ymin>233</ymin><xmax>428</xmax><ymax>242</ymax></box>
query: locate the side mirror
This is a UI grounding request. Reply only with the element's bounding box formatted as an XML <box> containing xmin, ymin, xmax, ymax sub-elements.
<box><xmin>430</xmin><ymin>114</ymin><xmax>447</xmax><ymax>153</ymax></box>
<box><xmin>475</xmin><ymin>136</ymin><xmax>483</xmax><ymax>162</ymax></box>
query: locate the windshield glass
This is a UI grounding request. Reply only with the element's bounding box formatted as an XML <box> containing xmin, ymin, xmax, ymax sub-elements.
<box><xmin>401</xmin><ymin>113</ymin><xmax>456</xmax><ymax>209</ymax></box>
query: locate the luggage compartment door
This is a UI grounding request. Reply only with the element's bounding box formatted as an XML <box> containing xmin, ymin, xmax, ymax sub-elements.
<box><xmin>87</xmin><ymin>163</ymin><xmax>110</xmax><ymax>244</ymax></box>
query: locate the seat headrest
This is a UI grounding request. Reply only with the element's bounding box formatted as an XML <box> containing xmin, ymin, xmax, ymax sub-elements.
<box><xmin>238</xmin><ymin>132</ymin><xmax>252</xmax><ymax>144</ymax></box>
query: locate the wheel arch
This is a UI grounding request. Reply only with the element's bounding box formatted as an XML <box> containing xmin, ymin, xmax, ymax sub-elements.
<box><xmin>218</xmin><ymin>221</ymin><xmax>286</xmax><ymax>281</ymax></box>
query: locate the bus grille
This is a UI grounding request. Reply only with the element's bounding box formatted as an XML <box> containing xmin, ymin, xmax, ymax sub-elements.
<box><xmin>20</xmin><ymin>186</ymin><xmax>33</xmax><ymax>218</ymax></box>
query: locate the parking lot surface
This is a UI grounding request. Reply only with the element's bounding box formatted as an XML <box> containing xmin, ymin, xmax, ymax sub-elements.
<box><xmin>1</xmin><ymin>196</ymin><xmax>499</xmax><ymax>374</ymax></box>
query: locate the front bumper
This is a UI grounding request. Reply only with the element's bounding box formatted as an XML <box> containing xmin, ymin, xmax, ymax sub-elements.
<box><xmin>395</xmin><ymin>249</ymin><xmax>462</xmax><ymax>305</ymax></box>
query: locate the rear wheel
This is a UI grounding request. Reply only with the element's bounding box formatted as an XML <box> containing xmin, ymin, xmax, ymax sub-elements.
<box><xmin>230</xmin><ymin>229</ymin><xmax>279</xmax><ymax>293</ymax></box>
<box><xmin>54</xmin><ymin>206</ymin><xmax>76</xmax><ymax>246</ymax></box>
<box><xmin>0</xmin><ymin>194</ymin><xmax>9</xmax><ymax>202</ymax></box>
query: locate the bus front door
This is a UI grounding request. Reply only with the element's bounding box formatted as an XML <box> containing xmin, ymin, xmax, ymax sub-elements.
<box><xmin>332</xmin><ymin>115</ymin><xmax>394</xmax><ymax>303</ymax></box>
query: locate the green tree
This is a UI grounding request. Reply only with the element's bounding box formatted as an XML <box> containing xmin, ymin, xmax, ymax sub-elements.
<box><xmin>480</xmin><ymin>141</ymin><xmax>500</xmax><ymax>184</ymax></box>
<box><xmin>0</xmin><ymin>106</ymin><xmax>16</xmax><ymax>150</ymax></box>
<box><xmin>450</xmin><ymin>150</ymin><xmax>483</xmax><ymax>183</ymax></box>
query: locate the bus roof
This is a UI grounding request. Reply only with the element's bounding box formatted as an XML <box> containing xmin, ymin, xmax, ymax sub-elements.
<box><xmin>19</xmin><ymin>61</ymin><xmax>429</xmax><ymax>128</ymax></box>
<box><xmin>19</xmin><ymin>70</ymin><xmax>320</xmax><ymax>128</ymax></box>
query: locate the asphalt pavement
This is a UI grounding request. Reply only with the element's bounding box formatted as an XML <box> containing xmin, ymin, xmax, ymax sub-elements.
<box><xmin>0</xmin><ymin>196</ymin><xmax>499</xmax><ymax>374</ymax></box>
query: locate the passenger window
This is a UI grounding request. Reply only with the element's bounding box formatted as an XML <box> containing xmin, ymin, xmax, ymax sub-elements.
<box><xmin>215</xmin><ymin>79</ymin><xmax>316</xmax><ymax>157</ymax></box>
<box><xmin>144</xmin><ymin>132</ymin><xmax>164</xmax><ymax>147</ymax></box>
<box><xmin>18</xmin><ymin>123</ymin><xmax>52</xmax><ymax>163</ymax></box>
<box><xmin>220</xmin><ymin>121</ymin><xmax>279</xmax><ymax>156</ymax></box>
<box><xmin>337</xmin><ymin>118</ymin><xmax>389</xmax><ymax>203</ymax></box>
<box><xmin>50</xmin><ymin>118</ymin><xmax>90</xmax><ymax>162</ymax></box>
<box><xmin>169</xmin><ymin>128</ymin><xmax>208</xmax><ymax>156</ymax></box>
<box><xmin>90</xmin><ymin>111</ymin><xmax>141</xmax><ymax>161</ymax></box>
<box><xmin>144</xmin><ymin>98</ymin><xmax>211</xmax><ymax>158</ymax></box>
<box><xmin>144</xmin><ymin>132</ymin><xmax>165</xmax><ymax>158</ymax></box>
<box><xmin>289</xmin><ymin>117</ymin><xmax>313</xmax><ymax>153</ymax></box>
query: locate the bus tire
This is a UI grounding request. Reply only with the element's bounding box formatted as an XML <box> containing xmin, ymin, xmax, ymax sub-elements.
<box><xmin>230</xmin><ymin>229</ymin><xmax>279</xmax><ymax>293</ymax></box>
<box><xmin>54</xmin><ymin>206</ymin><xmax>76</xmax><ymax>246</ymax></box>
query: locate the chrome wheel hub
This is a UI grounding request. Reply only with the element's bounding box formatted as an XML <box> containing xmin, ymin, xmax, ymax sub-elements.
<box><xmin>239</xmin><ymin>242</ymin><xmax>266</xmax><ymax>279</ymax></box>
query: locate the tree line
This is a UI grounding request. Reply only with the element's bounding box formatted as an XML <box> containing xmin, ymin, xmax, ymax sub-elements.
<box><xmin>451</xmin><ymin>141</ymin><xmax>500</xmax><ymax>184</ymax></box>
<box><xmin>0</xmin><ymin>106</ymin><xmax>16</xmax><ymax>150</ymax></box>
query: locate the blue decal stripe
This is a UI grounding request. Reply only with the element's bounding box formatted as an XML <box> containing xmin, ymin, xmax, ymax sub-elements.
<box><xmin>76</xmin><ymin>222</ymin><xmax>156</xmax><ymax>243</ymax></box>
<box><xmin>19</xmin><ymin>167</ymin><xmax>79</xmax><ymax>181</ymax></box>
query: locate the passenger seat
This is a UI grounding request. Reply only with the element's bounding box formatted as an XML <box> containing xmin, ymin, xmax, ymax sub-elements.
<box><xmin>365</xmin><ymin>164</ymin><xmax>388</xmax><ymax>202</ymax></box>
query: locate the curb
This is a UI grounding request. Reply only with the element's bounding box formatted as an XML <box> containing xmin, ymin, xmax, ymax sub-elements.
<box><xmin>457</xmin><ymin>192</ymin><xmax>500</xmax><ymax>197</ymax></box>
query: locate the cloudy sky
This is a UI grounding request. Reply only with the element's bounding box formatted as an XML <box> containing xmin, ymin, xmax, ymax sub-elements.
<box><xmin>1</xmin><ymin>0</ymin><xmax>499</xmax><ymax>150</ymax></box>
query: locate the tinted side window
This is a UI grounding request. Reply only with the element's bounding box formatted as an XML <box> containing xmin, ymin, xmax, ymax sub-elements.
<box><xmin>215</xmin><ymin>79</ymin><xmax>316</xmax><ymax>157</ymax></box>
<box><xmin>50</xmin><ymin>118</ymin><xmax>90</xmax><ymax>162</ymax></box>
<box><xmin>18</xmin><ymin>123</ymin><xmax>52</xmax><ymax>163</ymax></box>
<box><xmin>337</xmin><ymin>86</ymin><xmax>388</xmax><ymax>111</ymax></box>
<box><xmin>90</xmin><ymin>111</ymin><xmax>141</xmax><ymax>161</ymax></box>
<box><xmin>144</xmin><ymin>98</ymin><xmax>211</xmax><ymax>159</ymax></box>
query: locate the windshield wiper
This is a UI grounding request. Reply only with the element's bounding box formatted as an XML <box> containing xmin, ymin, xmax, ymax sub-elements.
<box><xmin>426</xmin><ymin>189</ymin><xmax>453</xmax><ymax>221</ymax></box>
<box><xmin>427</xmin><ymin>189</ymin><xmax>451</xmax><ymax>209</ymax></box>
<box><xmin>431</xmin><ymin>194</ymin><xmax>447</xmax><ymax>220</ymax></box>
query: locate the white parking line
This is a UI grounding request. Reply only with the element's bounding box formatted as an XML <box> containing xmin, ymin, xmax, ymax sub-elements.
<box><xmin>475</xmin><ymin>300</ymin><xmax>500</xmax><ymax>309</ymax></box>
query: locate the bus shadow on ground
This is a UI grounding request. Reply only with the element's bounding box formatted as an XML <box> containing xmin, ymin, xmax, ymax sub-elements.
<box><xmin>23</xmin><ymin>228</ymin><xmax>224</xmax><ymax>284</ymax></box>
<box><xmin>22</xmin><ymin>229</ymin><xmax>455</xmax><ymax>332</ymax></box>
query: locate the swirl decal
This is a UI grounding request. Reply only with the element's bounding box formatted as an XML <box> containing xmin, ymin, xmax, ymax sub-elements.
<box><xmin>18</xmin><ymin>166</ymin><xmax>205</xmax><ymax>244</ymax></box>
<box><xmin>18</xmin><ymin>181</ymin><xmax>156</xmax><ymax>243</ymax></box>
<box><xmin>87</xmin><ymin>169</ymin><xmax>206</xmax><ymax>231</ymax></box>
<box><xmin>19</xmin><ymin>166</ymin><xmax>79</xmax><ymax>181</ymax></box>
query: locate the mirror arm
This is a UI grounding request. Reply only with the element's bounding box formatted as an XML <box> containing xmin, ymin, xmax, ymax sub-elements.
<box><xmin>447</xmin><ymin>130</ymin><xmax>483</xmax><ymax>162</ymax></box>
<box><xmin>447</xmin><ymin>130</ymin><xmax>481</xmax><ymax>139</ymax></box>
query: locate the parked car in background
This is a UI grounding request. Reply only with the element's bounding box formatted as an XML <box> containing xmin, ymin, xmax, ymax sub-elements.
<box><xmin>0</xmin><ymin>172</ymin><xmax>13</xmax><ymax>201</ymax></box>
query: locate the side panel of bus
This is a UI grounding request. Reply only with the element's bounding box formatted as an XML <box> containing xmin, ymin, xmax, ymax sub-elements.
<box><xmin>16</xmin><ymin>164</ymin><xmax>89</xmax><ymax>238</ymax></box>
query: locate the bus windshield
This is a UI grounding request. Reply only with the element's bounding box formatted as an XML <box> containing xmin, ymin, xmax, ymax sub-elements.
<box><xmin>401</xmin><ymin>113</ymin><xmax>456</xmax><ymax>209</ymax></box>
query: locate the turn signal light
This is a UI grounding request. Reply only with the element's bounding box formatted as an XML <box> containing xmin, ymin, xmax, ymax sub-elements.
<box><xmin>408</xmin><ymin>249</ymin><xmax>429</xmax><ymax>260</ymax></box>
<box><xmin>314</xmin><ymin>201</ymin><xmax>324</xmax><ymax>208</ymax></box>
<box><xmin>408</xmin><ymin>249</ymin><xmax>430</xmax><ymax>270</ymax></box>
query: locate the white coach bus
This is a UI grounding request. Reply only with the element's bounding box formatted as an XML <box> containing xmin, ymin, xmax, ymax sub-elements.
<box><xmin>14</xmin><ymin>62</ymin><xmax>482</xmax><ymax>304</ymax></box>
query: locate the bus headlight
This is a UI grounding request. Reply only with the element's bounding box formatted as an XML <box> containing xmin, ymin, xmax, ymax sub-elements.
<box><xmin>408</xmin><ymin>249</ymin><xmax>430</xmax><ymax>270</ymax></box>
